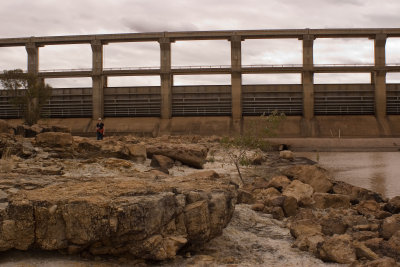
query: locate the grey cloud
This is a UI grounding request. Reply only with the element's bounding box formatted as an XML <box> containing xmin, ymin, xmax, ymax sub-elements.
<box><xmin>364</xmin><ymin>14</ymin><xmax>400</xmax><ymax>27</ymax></box>
<box><xmin>123</xmin><ymin>18</ymin><xmax>199</xmax><ymax>33</ymax></box>
<box><xmin>172</xmin><ymin>41</ymin><xmax>230</xmax><ymax>66</ymax></box>
<box><xmin>0</xmin><ymin>0</ymin><xmax>400</xmax><ymax>86</ymax></box>
<box><xmin>318</xmin><ymin>0</ymin><xmax>364</xmax><ymax>6</ymax></box>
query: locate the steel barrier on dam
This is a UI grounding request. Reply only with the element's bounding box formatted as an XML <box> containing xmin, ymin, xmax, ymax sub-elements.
<box><xmin>242</xmin><ymin>85</ymin><xmax>303</xmax><ymax>116</ymax></box>
<box><xmin>0</xmin><ymin>28</ymin><xmax>400</xmax><ymax>136</ymax></box>
<box><xmin>2</xmin><ymin>83</ymin><xmax>400</xmax><ymax>118</ymax></box>
<box><xmin>387</xmin><ymin>84</ymin><xmax>400</xmax><ymax>115</ymax></box>
<box><xmin>172</xmin><ymin>85</ymin><xmax>231</xmax><ymax>116</ymax></box>
<box><xmin>314</xmin><ymin>84</ymin><xmax>375</xmax><ymax>115</ymax></box>
<box><xmin>104</xmin><ymin>86</ymin><xmax>160</xmax><ymax>117</ymax></box>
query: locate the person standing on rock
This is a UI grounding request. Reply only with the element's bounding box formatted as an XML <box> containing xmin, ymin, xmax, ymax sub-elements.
<box><xmin>96</xmin><ymin>118</ymin><xmax>105</xmax><ymax>140</ymax></box>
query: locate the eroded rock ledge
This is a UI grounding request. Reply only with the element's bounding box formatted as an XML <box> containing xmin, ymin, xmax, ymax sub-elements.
<box><xmin>0</xmin><ymin>170</ymin><xmax>236</xmax><ymax>261</ymax></box>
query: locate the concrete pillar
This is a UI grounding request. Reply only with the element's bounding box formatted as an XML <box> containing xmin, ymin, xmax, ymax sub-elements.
<box><xmin>374</xmin><ymin>34</ymin><xmax>387</xmax><ymax>119</ymax></box>
<box><xmin>302</xmin><ymin>71</ymin><xmax>314</xmax><ymax>120</ymax></box>
<box><xmin>230</xmin><ymin>35</ymin><xmax>242</xmax><ymax>121</ymax></box>
<box><xmin>303</xmin><ymin>35</ymin><xmax>314</xmax><ymax>70</ymax></box>
<box><xmin>159</xmin><ymin>37</ymin><xmax>172</xmax><ymax>119</ymax></box>
<box><xmin>374</xmin><ymin>34</ymin><xmax>386</xmax><ymax>68</ymax></box>
<box><xmin>25</xmin><ymin>42</ymin><xmax>39</xmax><ymax>74</ymax></box>
<box><xmin>302</xmin><ymin>35</ymin><xmax>314</xmax><ymax>120</ymax></box>
<box><xmin>374</xmin><ymin>70</ymin><xmax>386</xmax><ymax>118</ymax></box>
<box><xmin>91</xmin><ymin>40</ymin><xmax>104</xmax><ymax>119</ymax></box>
<box><xmin>103</xmin><ymin>76</ymin><xmax>108</xmax><ymax>88</ymax></box>
<box><xmin>25</xmin><ymin>42</ymin><xmax>41</xmax><ymax>119</ymax></box>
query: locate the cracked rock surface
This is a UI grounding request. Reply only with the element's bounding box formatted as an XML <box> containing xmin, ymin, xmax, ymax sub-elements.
<box><xmin>0</xmin><ymin>170</ymin><xmax>236</xmax><ymax>260</ymax></box>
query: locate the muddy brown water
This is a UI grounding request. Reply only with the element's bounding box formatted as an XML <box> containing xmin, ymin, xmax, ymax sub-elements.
<box><xmin>297</xmin><ymin>151</ymin><xmax>400</xmax><ymax>199</ymax></box>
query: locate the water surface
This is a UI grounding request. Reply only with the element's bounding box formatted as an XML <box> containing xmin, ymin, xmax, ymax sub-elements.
<box><xmin>297</xmin><ymin>152</ymin><xmax>400</xmax><ymax>199</ymax></box>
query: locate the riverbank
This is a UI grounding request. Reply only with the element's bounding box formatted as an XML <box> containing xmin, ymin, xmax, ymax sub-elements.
<box><xmin>0</xmin><ymin>119</ymin><xmax>399</xmax><ymax>266</ymax></box>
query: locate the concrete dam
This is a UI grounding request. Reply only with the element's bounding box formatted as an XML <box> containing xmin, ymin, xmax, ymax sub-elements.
<box><xmin>1</xmin><ymin>28</ymin><xmax>400</xmax><ymax>137</ymax></box>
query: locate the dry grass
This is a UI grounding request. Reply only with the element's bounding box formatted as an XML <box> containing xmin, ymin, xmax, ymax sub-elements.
<box><xmin>0</xmin><ymin>147</ymin><xmax>14</xmax><ymax>173</ymax></box>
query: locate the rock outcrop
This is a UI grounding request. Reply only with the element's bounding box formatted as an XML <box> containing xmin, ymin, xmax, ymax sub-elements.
<box><xmin>0</xmin><ymin>131</ymin><xmax>237</xmax><ymax>262</ymax></box>
<box><xmin>146</xmin><ymin>144</ymin><xmax>208</xmax><ymax>169</ymax></box>
<box><xmin>35</xmin><ymin>132</ymin><xmax>74</xmax><ymax>147</ymax></box>
<box><xmin>0</xmin><ymin>170</ymin><xmax>236</xmax><ymax>260</ymax></box>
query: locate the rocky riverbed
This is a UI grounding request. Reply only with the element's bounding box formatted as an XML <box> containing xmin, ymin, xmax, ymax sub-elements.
<box><xmin>0</xmin><ymin>120</ymin><xmax>399</xmax><ymax>266</ymax></box>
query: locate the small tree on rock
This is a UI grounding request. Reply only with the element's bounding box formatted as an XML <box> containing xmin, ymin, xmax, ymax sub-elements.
<box><xmin>0</xmin><ymin>69</ymin><xmax>52</xmax><ymax>125</ymax></box>
<box><xmin>221</xmin><ymin>110</ymin><xmax>286</xmax><ymax>185</ymax></box>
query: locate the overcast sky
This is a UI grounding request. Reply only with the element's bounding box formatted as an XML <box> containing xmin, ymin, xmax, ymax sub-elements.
<box><xmin>0</xmin><ymin>0</ymin><xmax>399</xmax><ymax>87</ymax></box>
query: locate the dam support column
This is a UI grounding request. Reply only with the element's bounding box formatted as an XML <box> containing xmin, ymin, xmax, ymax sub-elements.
<box><xmin>230</xmin><ymin>35</ymin><xmax>242</xmax><ymax>134</ymax></box>
<box><xmin>91</xmin><ymin>40</ymin><xmax>104</xmax><ymax>120</ymax></box>
<box><xmin>26</xmin><ymin>42</ymin><xmax>39</xmax><ymax>74</ymax></box>
<box><xmin>373</xmin><ymin>33</ymin><xmax>390</xmax><ymax>135</ymax></box>
<box><xmin>25</xmin><ymin>42</ymin><xmax>41</xmax><ymax>120</ymax></box>
<box><xmin>159</xmin><ymin>37</ymin><xmax>172</xmax><ymax>120</ymax></box>
<box><xmin>301</xmin><ymin>34</ymin><xmax>315</xmax><ymax>137</ymax></box>
<box><xmin>158</xmin><ymin>37</ymin><xmax>173</xmax><ymax>135</ymax></box>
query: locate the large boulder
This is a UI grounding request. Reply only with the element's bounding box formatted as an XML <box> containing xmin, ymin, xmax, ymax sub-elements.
<box><xmin>267</xmin><ymin>175</ymin><xmax>291</xmax><ymax>191</ymax></box>
<box><xmin>236</xmin><ymin>189</ymin><xmax>255</xmax><ymax>204</ymax></box>
<box><xmin>313</xmin><ymin>193</ymin><xmax>351</xmax><ymax>209</ymax></box>
<box><xmin>384</xmin><ymin>230</ymin><xmax>400</xmax><ymax>261</ymax></box>
<box><xmin>364</xmin><ymin>238</ymin><xmax>385</xmax><ymax>255</ymax></box>
<box><xmin>318</xmin><ymin>209</ymin><xmax>349</xmax><ymax>236</ymax></box>
<box><xmin>253</xmin><ymin>187</ymin><xmax>281</xmax><ymax>203</ymax></box>
<box><xmin>146</xmin><ymin>144</ymin><xmax>208</xmax><ymax>169</ymax></box>
<box><xmin>0</xmin><ymin>170</ymin><xmax>236</xmax><ymax>260</ymax></box>
<box><xmin>355</xmin><ymin>200</ymin><xmax>391</xmax><ymax>219</ymax></box>
<box><xmin>282</xmin><ymin>165</ymin><xmax>333</xmax><ymax>193</ymax></box>
<box><xmin>282</xmin><ymin>196</ymin><xmax>298</xmax><ymax>217</ymax></box>
<box><xmin>282</xmin><ymin>180</ymin><xmax>314</xmax><ymax>205</ymax></box>
<box><xmin>122</xmin><ymin>144</ymin><xmax>147</xmax><ymax>162</ymax></box>
<box><xmin>289</xmin><ymin>218</ymin><xmax>323</xmax><ymax>254</ymax></box>
<box><xmin>16</xmin><ymin>124</ymin><xmax>42</xmax><ymax>138</ymax></box>
<box><xmin>279</xmin><ymin>150</ymin><xmax>293</xmax><ymax>160</ymax></box>
<box><xmin>353</xmin><ymin>241</ymin><xmax>379</xmax><ymax>261</ymax></box>
<box><xmin>289</xmin><ymin>219</ymin><xmax>322</xmax><ymax>239</ymax></box>
<box><xmin>263</xmin><ymin>195</ymin><xmax>298</xmax><ymax>217</ymax></box>
<box><xmin>0</xmin><ymin>120</ymin><xmax>14</xmax><ymax>135</ymax></box>
<box><xmin>36</xmin><ymin>132</ymin><xmax>73</xmax><ymax>147</ymax></box>
<box><xmin>151</xmin><ymin>155</ymin><xmax>174</xmax><ymax>174</ymax></box>
<box><xmin>318</xmin><ymin>234</ymin><xmax>356</xmax><ymax>264</ymax></box>
<box><xmin>74</xmin><ymin>137</ymin><xmax>102</xmax><ymax>152</ymax></box>
<box><xmin>386</xmin><ymin>196</ymin><xmax>400</xmax><ymax>214</ymax></box>
<box><xmin>381</xmin><ymin>214</ymin><xmax>400</xmax><ymax>240</ymax></box>
<box><xmin>74</xmin><ymin>138</ymin><xmax>142</xmax><ymax>160</ymax></box>
<box><xmin>293</xmin><ymin>234</ymin><xmax>324</xmax><ymax>255</ymax></box>
<box><xmin>332</xmin><ymin>181</ymin><xmax>385</xmax><ymax>203</ymax></box>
